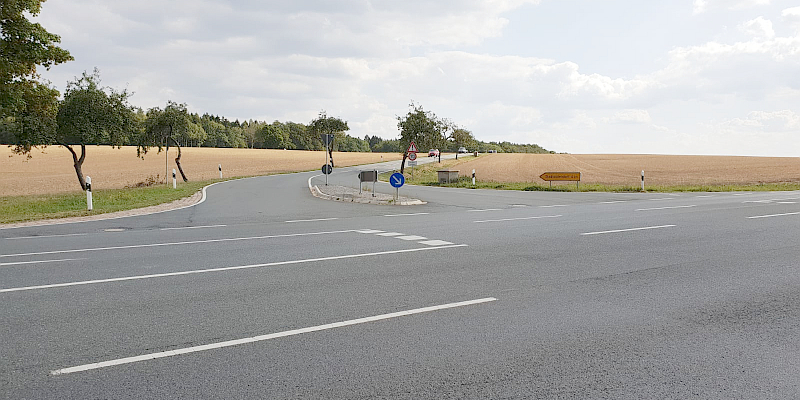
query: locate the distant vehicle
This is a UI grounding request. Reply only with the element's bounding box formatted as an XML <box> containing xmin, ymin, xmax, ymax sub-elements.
<box><xmin>457</xmin><ymin>147</ymin><xmax>468</xmax><ymax>153</ymax></box>
<box><xmin>428</xmin><ymin>149</ymin><xmax>440</xmax><ymax>157</ymax></box>
<box><xmin>487</xmin><ymin>150</ymin><xmax>497</xmax><ymax>153</ymax></box>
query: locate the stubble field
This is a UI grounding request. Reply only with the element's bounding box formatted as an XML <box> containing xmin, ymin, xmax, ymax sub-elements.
<box><xmin>1</xmin><ymin>146</ymin><xmax>401</xmax><ymax>196</ymax></box>
<box><xmin>455</xmin><ymin>153</ymin><xmax>800</xmax><ymax>187</ymax></box>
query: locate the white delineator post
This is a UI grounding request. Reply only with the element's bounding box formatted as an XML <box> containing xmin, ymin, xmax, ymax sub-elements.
<box><xmin>641</xmin><ymin>170</ymin><xmax>645</xmax><ymax>191</ymax></box>
<box><xmin>86</xmin><ymin>176</ymin><xmax>93</xmax><ymax>211</ymax></box>
<box><xmin>219</xmin><ymin>164</ymin><xmax>223</xmax><ymax>179</ymax></box>
<box><xmin>472</xmin><ymin>169</ymin><xmax>476</xmax><ymax>185</ymax></box>
<box><xmin>173</xmin><ymin>169</ymin><xmax>177</xmax><ymax>189</ymax></box>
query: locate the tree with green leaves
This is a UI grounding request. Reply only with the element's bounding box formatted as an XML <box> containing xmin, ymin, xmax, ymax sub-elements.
<box><xmin>449</xmin><ymin>128</ymin><xmax>476</xmax><ymax>152</ymax></box>
<box><xmin>53</xmin><ymin>69</ymin><xmax>138</xmax><ymax>189</ymax></box>
<box><xmin>309</xmin><ymin>111</ymin><xmax>348</xmax><ymax>167</ymax></box>
<box><xmin>1</xmin><ymin>0</ymin><xmax>72</xmax><ymax>122</ymax></box>
<box><xmin>137</xmin><ymin>101</ymin><xmax>191</xmax><ymax>182</ymax></box>
<box><xmin>396</xmin><ymin>102</ymin><xmax>451</xmax><ymax>174</ymax></box>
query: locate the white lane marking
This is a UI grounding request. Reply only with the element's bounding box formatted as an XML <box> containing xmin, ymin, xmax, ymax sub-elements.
<box><xmin>1</xmin><ymin>244</ymin><xmax>468</xmax><ymax>294</ymax></box>
<box><xmin>1</xmin><ymin>258</ymin><xmax>85</xmax><ymax>267</ymax></box>
<box><xmin>467</xmin><ymin>209</ymin><xmax>502</xmax><ymax>212</ymax></box>
<box><xmin>355</xmin><ymin>229</ymin><xmax>384</xmax><ymax>234</ymax></box>
<box><xmin>636</xmin><ymin>205</ymin><xmax>697</xmax><ymax>212</ymax></box>
<box><xmin>104</xmin><ymin>229</ymin><xmax>125</xmax><ymax>232</ymax></box>
<box><xmin>376</xmin><ymin>232</ymin><xmax>404</xmax><ymax>237</ymax></box>
<box><xmin>581</xmin><ymin>225</ymin><xmax>676</xmax><ymax>236</ymax></box>
<box><xmin>6</xmin><ymin>233</ymin><xmax>88</xmax><ymax>240</ymax></box>
<box><xmin>285</xmin><ymin>218</ymin><xmax>339</xmax><ymax>223</ymax></box>
<box><xmin>778</xmin><ymin>202</ymin><xmax>797</xmax><ymax>204</ymax></box>
<box><xmin>648</xmin><ymin>198</ymin><xmax>674</xmax><ymax>201</ymax></box>
<box><xmin>599</xmin><ymin>201</ymin><xmax>627</xmax><ymax>204</ymax></box>
<box><xmin>419</xmin><ymin>240</ymin><xmax>453</xmax><ymax>246</ymax></box>
<box><xmin>732</xmin><ymin>193</ymin><xmax>751</xmax><ymax>196</ymax></box>
<box><xmin>538</xmin><ymin>205</ymin><xmax>567</xmax><ymax>208</ymax></box>
<box><xmin>51</xmin><ymin>297</ymin><xmax>497</xmax><ymax>375</ymax></box>
<box><xmin>0</xmin><ymin>230</ymin><xmax>357</xmax><ymax>259</ymax></box>
<box><xmin>396</xmin><ymin>235</ymin><xmax>427</xmax><ymax>241</ymax></box>
<box><xmin>383</xmin><ymin>213</ymin><xmax>430</xmax><ymax>217</ymax></box>
<box><xmin>510</xmin><ymin>205</ymin><xmax>528</xmax><ymax>207</ymax></box>
<box><xmin>695</xmin><ymin>195</ymin><xmax>714</xmax><ymax>198</ymax></box>
<box><xmin>747</xmin><ymin>212</ymin><xmax>800</xmax><ymax>219</ymax></box>
<box><xmin>474</xmin><ymin>215</ymin><xmax>562</xmax><ymax>223</ymax></box>
<box><xmin>160</xmin><ymin>225</ymin><xmax>227</xmax><ymax>231</ymax></box>
<box><xmin>743</xmin><ymin>200</ymin><xmax>773</xmax><ymax>204</ymax></box>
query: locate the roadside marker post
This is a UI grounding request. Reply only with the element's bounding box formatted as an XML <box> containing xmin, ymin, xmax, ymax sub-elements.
<box><xmin>641</xmin><ymin>170</ymin><xmax>645</xmax><ymax>191</ymax></box>
<box><xmin>173</xmin><ymin>169</ymin><xmax>177</xmax><ymax>189</ymax></box>
<box><xmin>86</xmin><ymin>176</ymin><xmax>93</xmax><ymax>211</ymax></box>
<box><xmin>219</xmin><ymin>164</ymin><xmax>223</xmax><ymax>179</ymax></box>
<box><xmin>472</xmin><ymin>169</ymin><xmax>476</xmax><ymax>185</ymax></box>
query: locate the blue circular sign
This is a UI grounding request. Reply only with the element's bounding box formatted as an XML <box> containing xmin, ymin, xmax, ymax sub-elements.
<box><xmin>389</xmin><ymin>172</ymin><xmax>405</xmax><ymax>188</ymax></box>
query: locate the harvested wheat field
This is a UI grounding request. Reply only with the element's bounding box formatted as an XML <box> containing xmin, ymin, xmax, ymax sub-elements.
<box><xmin>1</xmin><ymin>146</ymin><xmax>401</xmax><ymax>196</ymax></box>
<box><xmin>456</xmin><ymin>154</ymin><xmax>800</xmax><ymax>187</ymax></box>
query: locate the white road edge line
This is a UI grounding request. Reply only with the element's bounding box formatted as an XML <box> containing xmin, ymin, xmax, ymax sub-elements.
<box><xmin>636</xmin><ymin>205</ymin><xmax>697</xmax><ymax>211</ymax></box>
<box><xmin>467</xmin><ymin>209</ymin><xmax>502</xmax><ymax>212</ymax></box>
<box><xmin>160</xmin><ymin>225</ymin><xmax>227</xmax><ymax>231</ymax></box>
<box><xmin>474</xmin><ymin>215</ymin><xmax>562</xmax><ymax>223</ymax></box>
<box><xmin>1</xmin><ymin>244</ymin><xmax>468</xmax><ymax>293</ymax></box>
<box><xmin>6</xmin><ymin>233</ymin><xmax>88</xmax><ymax>240</ymax></box>
<box><xmin>384</xmin><ymin>213</ymin><xmax>430</xmax><ymax>217</ymax></box>
<box><xmin>581</xmin><ymin>225</ymin><xmax>676</xmax><ymax>236</ymax></box>
<box><xmin>1</xmin><ymin>258</ymin><xmax>85</xmax><ymax>267</ymax></box>
<box><xmin>0</xmin><ymin>230</ymin><xmax>358</xmax><ymax>259</ymax></box>
<box><xmin>747</xmin><ymin>212</ymin><xmax>800</xmax><ymax>219</ymax></box>
<box><xmin>51</xmin><ymin>297</ymin><xmax>496</xmax><ymax>376</ymax></box>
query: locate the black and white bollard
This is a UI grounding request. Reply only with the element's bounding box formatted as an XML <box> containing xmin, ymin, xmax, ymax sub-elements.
<box><xmin>641</xmin><ymin>170</ymin><xmax>645</xmax><ymax>191</ymax></box>
<box><xmin>86</xmin><ymin>176</ymin><xmax>93</xmax><ymax>211</ymax></box>
<box><xmin>173</xmin><ymin>169</ymin><xmax>177</xmax><ymax>189</ymax></box>
<box><xmin>219</xmin><ymin>164</ymin><xmax>223</xmax><ymax>179</ymax></box>
<box><xmin>472</xmin><ymin>169</ymin><xmax>476</xmax><ymax>185</ymax></box>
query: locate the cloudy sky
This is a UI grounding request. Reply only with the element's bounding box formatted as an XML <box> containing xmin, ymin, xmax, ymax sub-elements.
<box><xmin>34</xmin><ymin>0</ymin><xmax>800</xmax><ymax>156</ymax></box>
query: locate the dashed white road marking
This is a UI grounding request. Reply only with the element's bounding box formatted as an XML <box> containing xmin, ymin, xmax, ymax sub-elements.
<box><xmin>396</xmin><ymin>235</ymin><xmax>427</xmax><ymax>241</ymax></box>
<box><xmin>6</xmin><ymin>233</ymin><xmax>88</xmax><ymax>240</ymax></box>
<box><xmin>51</xmin><ymin>297</ymin><xmax>497</xmax><ymax>376</ymax></box>
<box><xmin>474</xmin><ymin>215</ymin><xmax>562</xmax><ymax>223</ymax></box>
<box><xmin>599</xmin><ymin>201</ymin><xmax>627</xmax><ymax>204</ymax></box>
<box><xmin>285</xmin><ymin>218</ymin><xmax>339</xmax><ymax>223</ymax></box>
<box><xmin>467</xmin><ymin>209</ymin><xmax>502</xmax><ymax>212</ymax></box>
<box><xmin>1</xmin><ymin>258</ymin><xmax>85</xmax><ymax>267</ymax></box>
<box><xmin>0</xmin><ymin>244</ymin><xmax>468</xmax><ymax>294</ymax></box>
<box><xmin>419</xmin><ymin>240</ymin><xmax>453</xmax><ymax>246</ymax></box>
<box><xmin>648</xmin><ymin>198</ymin><xmax>674</xmax><ymax>201</ymax></box>
<box><xmin>581</xmin><ymin>225</ymin><xmax>676</xmax><ymax>236</ymax></box>
<box><xmin>695</xmin><ymin>195</ymin><xmax>714</xmax><ymax>198</ymax></box>
<box><xmin>636</xmin><ymin>205</ymin><xmax>697</xmax><ymax>212</ymax></box>
<box><xmin>383</xmin><ymin>212</ymin><xmax>430</xmax><ymax>217</ymax></box>
<box><xmin>538</xmin><ymin>205</ymin><xmax>567</xmax><ymax>208</ymax></box>
<box><xmin>160</xmin><ymin>225</ymin><xmax>227</xmax><ymax>231</ymax></box>
<box><xmin>376</xmin><ymin>232</ymin><xmax>404</xmax><ymax>237</ymax></box>
<box><xmin>747</xmin><ymin>212</ymin><xmax>800</xmax><ymax>219</ymax></box>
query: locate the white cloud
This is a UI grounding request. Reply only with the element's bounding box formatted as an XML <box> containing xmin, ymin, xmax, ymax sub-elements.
<box><xmin>693</xmin><ymin>0</ymin><xmax>771</xmax><ymax>14</ymax></box>
<box><xmin>602</xmin><ymin>110</ymin><xmax>652</xmax><ymax>124</ymax></box>
<box><xmin>738</xmin><ymin>17</ymin><xmax>775</xmax><ymax>38</ymax></box>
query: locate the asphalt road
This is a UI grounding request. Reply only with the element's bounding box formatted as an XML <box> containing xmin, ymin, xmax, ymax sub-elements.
<box><xmin>2</xmin><ymin>165</ymin><xmax>800</xmax><ymax>399</ymax></box>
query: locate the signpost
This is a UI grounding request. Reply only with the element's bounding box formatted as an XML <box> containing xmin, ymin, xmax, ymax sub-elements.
<box><xmin>321</xmin><ymin>134</ymin><xmax>335</xmax><ymax>186</ymax></box>
<box><xmin>390</xmin><ymin>172</ymin><xmax>405</xmax><ymax>200</ymax></box>
<box><xmin>540</xmin><ymin>172</ymin><xmax>581</xmax><ymax>189</ymax></box>
<box><xmin>406</xmin><ymin>142</ymin><xmax>418</xmax><ymax>179</ymax></box>
<box><xmin>408</xmin><ymin>152</ymin><xmax>417</xmax><ymax>161</ymax></box>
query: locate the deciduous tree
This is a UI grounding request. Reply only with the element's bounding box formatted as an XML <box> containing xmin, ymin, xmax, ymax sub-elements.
<box><xmin>309</xmin><ymin>111</ymin><xmax>348</xmax><ymax>167</ymax></box>
<box><xmin>396</xmin><ymin>102</ymin><xmax>450</xmax><ymax>174</ymax></box>
<box><xmin>138</xmin><ymin>101</ymin><xmax>191</xmax><ymax>182</ymax></box>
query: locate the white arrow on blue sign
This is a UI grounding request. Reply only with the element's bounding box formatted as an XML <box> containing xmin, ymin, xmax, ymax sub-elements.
<box><xmin>390</xmin><ymin>172</ymin><xmax>405</xmax><ymax>188</ymax></box>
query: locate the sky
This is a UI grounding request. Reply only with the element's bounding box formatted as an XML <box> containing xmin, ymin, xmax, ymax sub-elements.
<box><xmin>33</xmin><ymin>0</ymin><xmax>800</xmax><ymax>156</ymax></box>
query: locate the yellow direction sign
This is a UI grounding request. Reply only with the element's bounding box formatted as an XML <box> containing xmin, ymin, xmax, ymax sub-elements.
<box><xmin>539</xmin><ymin>172</ymin><xmax>581</xmax><ymax>181</ymax></box>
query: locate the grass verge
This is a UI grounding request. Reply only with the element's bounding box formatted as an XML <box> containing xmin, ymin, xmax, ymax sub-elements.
<box><xmin>0</xmin><ymin>180</ymin><xmax>217</xmax><ymax>224</ymax></box>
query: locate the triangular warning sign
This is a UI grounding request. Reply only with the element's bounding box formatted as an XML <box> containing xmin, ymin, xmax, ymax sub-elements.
<box><xmin>407</xmin><ymin>141</ymin><xmax>419</xmax><ymax>153</ymax></box>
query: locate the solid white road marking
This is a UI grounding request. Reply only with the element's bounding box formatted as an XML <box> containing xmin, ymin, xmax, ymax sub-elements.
<box><xmin>599</xmin><ymin>201</ymin><xmax>627</xmax><ymax>204</ymax></box>
<box><xmin>636</xmin><ymin>205</ymin><xmax>697</xmax><ymax>211</ymax></box>
<box><xmin>0</xmin><ymin>244</ymin><xmax>468</xmax><ymax>293</ymax></box>
<box><xmin>1</xmin><ymin>258</ymin><xmax>85</xmax><ymax>267</ymax></box>
<box><xmin>383</xmin><ymin>213</ymin><xmax>430</xmax><ymax>217</ymax></box>
<box><xmin>419</xmin><ymin>240</ymin><xmax>453</xmax><ymax>246</ymax></box>
<box><xmin>538</xmin><ymin>205</ymin><xmax>567</xmax><ymax>208</ymax></box>
<box><xmin>473</xmin><ymin>215</ymin><xmax>562</xmax><ymax>223</ymax></box>
<box><xmin>376</xmin><ymin>232</ymin><xmax>404</xmax><ymax>237</ymax></box>
<box><xmin>6</xmin><ymin>233</ymin><xmax>88</xmax><ymax>240</ymax></box>
<box><xmin>510</xmin><ymin>205</ymin><xmax>528</xmax><ymax>207</ymax></box>
<box><xmin>581</xmin><ymin>225</ymin><xmax>676</xmax><ymax>236</ymax></box>
<box><xmin>285</xmin><ymin>218</ymin><xmax>339</xmax><ymax>223</ymax></box>
<box><xmin>355</xmin><ymin>229</ymin><xmax>384</xmax><ymax>234</ymax></box>
<box><xmin>467</xmin><ymin>209</ymin><xmax>502</xmax><ymax>212</ymax></box>
<box><xmin>0</xmin><ymin>230</ymin><xmax>358</xmax><ymax>259</ymax></box>
<box><xmin>695</xmin><ymin>195</ymin><xmax>714</xmax><ymax>198</ymax></box>
<box><xmin>648</xmin><ymin>198</ymin><xmax>674</xmax><ymax>201</ymax></box>
<box><xmin>51</xmin><ymin>297</ymin><xmax>497</xmax><ymax>375</ymax></box>
<box><xmin>160</xmin><ymin>225</ymin><xmax>227</xmax><ymax>231</ymax></box>
<box><xmin>747</xmin><ymin>212</ymin><xmax>800</xmax><ymax>219</ymax></box>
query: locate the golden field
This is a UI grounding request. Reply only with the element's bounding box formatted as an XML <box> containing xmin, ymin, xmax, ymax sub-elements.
<box><xmin>1</xmin><ymin>146</ymin><xmax>402</xmax><ymax>196</ymax></box>
<box><xmin>453</xmin><ymin>154</ymin><xmax>800</xmax><ymax>187</ymax></box>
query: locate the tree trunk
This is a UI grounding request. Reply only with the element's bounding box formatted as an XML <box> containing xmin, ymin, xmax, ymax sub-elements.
<box><xmin>170</xmin><ymin>137</ymin><xmax>188</xmax><ymax>182</ymax></box>
<box><xmin>60</xmin><ymin>142</ymin><xmax>87</xmax><ymax>190</ymax></box>
<box><xmin>400</xmin><ymin>152</ymin><xmax>407</xmax><ymax>174</ymax></box>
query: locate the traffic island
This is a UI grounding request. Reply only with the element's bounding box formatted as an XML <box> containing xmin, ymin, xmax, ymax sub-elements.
<box><xmin>310</xmin><ymin>184</ymin><xmax>425</xmax><ymax>205</ymax></box>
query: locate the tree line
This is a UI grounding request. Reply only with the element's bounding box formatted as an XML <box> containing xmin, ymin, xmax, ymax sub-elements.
<box><xmin>1</xmin><ymin>0</ymin><xmax>551</xmax><ymax>190</ymax></box>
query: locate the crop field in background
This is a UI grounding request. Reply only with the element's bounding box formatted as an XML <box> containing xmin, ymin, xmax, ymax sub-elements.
<box><xmin>1</xmin><ymin>146</ymin><xmax>402</xmax><ymax>196</ymax></box>
<box><xmin>453</xmin><ymin>154</ymin><xmax>800</xmax><ymax>187</ymax></box>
